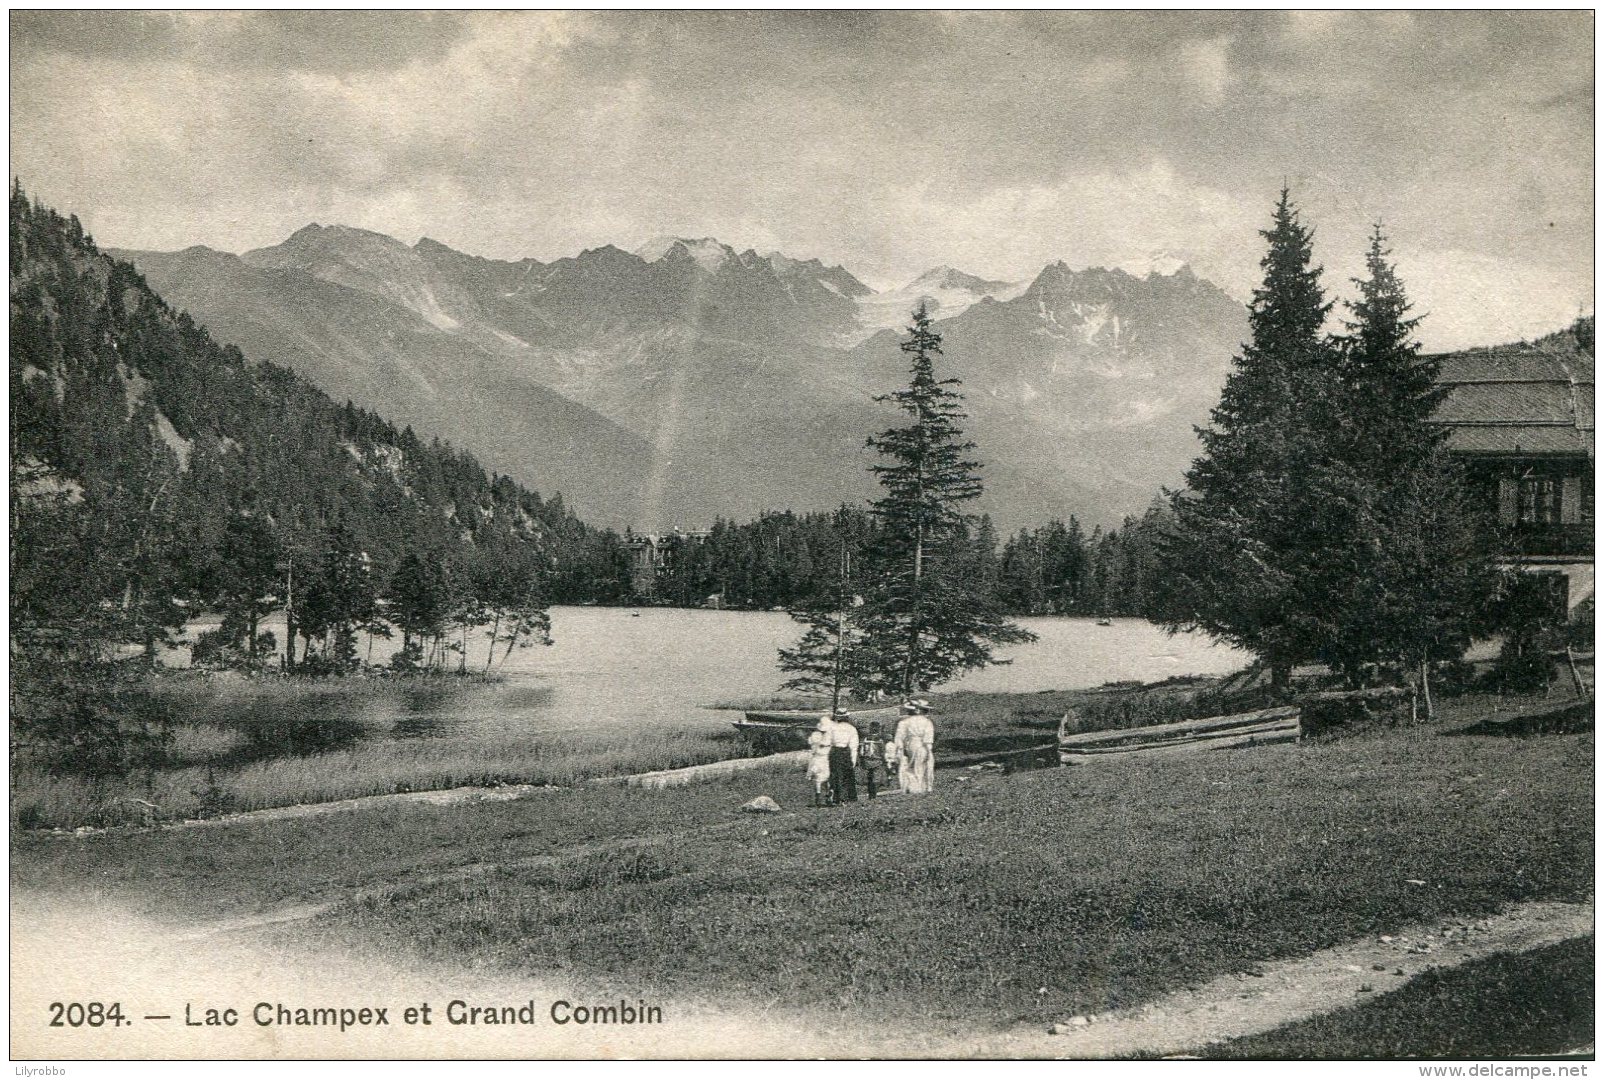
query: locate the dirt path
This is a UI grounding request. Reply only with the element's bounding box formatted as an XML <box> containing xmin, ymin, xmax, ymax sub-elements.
<box><xmin>50</xmin><ymin>781</ymin><xmax>558</xmax><ymax>836</ymax></box>
<box><xmin>944</xmin><ymin>898</ymin><xmax>1594</xmax><ymax>1059</ymax></box>
<box><xmin>15</xmin><ymin>892</ymin><xmax>1589</xmax><ymax>1060</ymax></box>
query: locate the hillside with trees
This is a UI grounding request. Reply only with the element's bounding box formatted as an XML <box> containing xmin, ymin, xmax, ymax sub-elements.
<box><xmin>10</xmin><ymin>183</ymin><xmax>634</xmax><ymax>675</ymax></box>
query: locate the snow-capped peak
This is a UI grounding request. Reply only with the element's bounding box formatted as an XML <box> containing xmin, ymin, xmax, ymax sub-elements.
<box><xmin>851</xmin><ymin>265</ymin><xmax>1026</xmax><ymax>336</ymax></box>
<box><xmin>635</xmin><ymin>236</ymin><xmax>731</xmax><ymax>273</ymax></box>
<box><xmin>1119</xmin><ymin>251</ymin><xmax>1193</xmax><ymax>278</ymax></box>
<box><xmin>904</xmin><ymin>265</ymin><xmax>1015</xmax><ymax>294</ymax></box>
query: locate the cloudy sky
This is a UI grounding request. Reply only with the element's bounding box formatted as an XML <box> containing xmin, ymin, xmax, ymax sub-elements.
<box><xmin>10</xmin><ymin>10</ymin><xmax>1594</xmax><ymax>349</ymax></box>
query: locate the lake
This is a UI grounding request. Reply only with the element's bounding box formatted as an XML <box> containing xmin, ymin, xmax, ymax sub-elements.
<box><xmin>184</xmin><ymin>607</ymin><xmax>1244</xmax><ymax>740</ymax></box>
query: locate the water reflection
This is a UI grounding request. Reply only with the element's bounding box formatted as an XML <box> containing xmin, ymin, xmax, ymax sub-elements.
<box><xmin>170</xmin><ymin>609</ymin><xmax>1245</xmax><ymax>754</ymax></box>
<box><xmin>388</xmin><ymin>682</ymin><xmax>557</xmax><ymax>739</ymax></box>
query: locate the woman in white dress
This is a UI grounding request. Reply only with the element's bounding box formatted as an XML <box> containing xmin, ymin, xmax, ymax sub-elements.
<box><xmin>806</xmin><ymin>717</ymin><xmax>833</xmax><ymax>806</ymax></box>
<box><xmin>892</xmin><ymin>700</ymin><xmax>936</xmax><ymax>795</ymax></box>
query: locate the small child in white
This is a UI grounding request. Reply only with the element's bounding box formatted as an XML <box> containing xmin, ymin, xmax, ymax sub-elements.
<box><xmin>806</xmin><ymin>717</ymin><xmax>833</xmax><ymax>806</ymax></box>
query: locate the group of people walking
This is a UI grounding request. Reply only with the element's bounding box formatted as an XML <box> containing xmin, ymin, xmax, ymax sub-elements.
<box><xmin>807</xmin><ymin>699</ymin><xmax>936</xmax><ymax>807</ymax></box>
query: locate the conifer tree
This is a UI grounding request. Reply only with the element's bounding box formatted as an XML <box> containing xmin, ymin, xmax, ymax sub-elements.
<box><xmin>778</xmin><ymin>542</ymin><xmax>874</xmax><ymax>701</ymax></box>
<box><xmin>1315</xmin><ymin>228</ymin><xmax>1496</xmax><ymax>685</ymax></box>
<box><xmin>1157</xmin><ymin>190</ymin><xmax>1341</xmax><ymax>688</ymax></box>
<box><xmin>838</xmin><ymin>304</ymin><xmax>1034</xmax><ymax>695</ymax></box>
<box><xmin>216</xmin><ymin>512</ymin><xmax>283</xmax><ymax>666</ymax></box>
<box><xmin>1162</xmin><ymin>204</ymin><xmax>1498</xmax><ymax>690</ymax></box>
<box><xmin>1337</xmin><ymin>226</ymin><xmax>1449</xmax><ymax>472</ymax></box>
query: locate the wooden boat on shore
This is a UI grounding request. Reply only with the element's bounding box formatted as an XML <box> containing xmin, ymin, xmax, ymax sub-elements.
<box><xmin>734</xmin><ymin>706</ymin><xmax>901</xmax><ymax>750</ymax></box>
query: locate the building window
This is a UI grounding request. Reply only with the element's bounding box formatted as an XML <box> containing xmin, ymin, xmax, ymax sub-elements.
<box><xmin>1517</xmin><ymin>476</ymin><xmax>1562</xmax><ymax>525</ymax></box>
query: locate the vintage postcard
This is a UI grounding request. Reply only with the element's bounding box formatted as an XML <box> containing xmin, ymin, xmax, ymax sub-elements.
<box><xmin>9</xmin><ymin>9</ymin><xmax>1594</xmax><ymax>1063</ymax></box>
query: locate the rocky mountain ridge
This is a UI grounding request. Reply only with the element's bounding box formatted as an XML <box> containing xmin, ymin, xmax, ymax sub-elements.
<box><xmin>116</xmin><ymin>228</ymin><xmax>1251</xmax><ymax>530</ymax></box>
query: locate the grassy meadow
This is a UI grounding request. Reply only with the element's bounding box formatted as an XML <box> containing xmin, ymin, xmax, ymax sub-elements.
<box><xmin>17</xmin><ymin>667</ymin><xmax>1093</xmax><ymax>830</ymax></box>
<box><xmin>323</xmin><ymin>713</ymin><xmax>1585</xmax><ymax>1029</ymax></box>
<box><xmin>17</xmin><ymin>694</ymin><xmax>1591</xmax><ymax>1044</ymax></box>
<box><xmin>11</xmin><ymin>673</ymin><xmax>751</xmax><ymax>830</ymax></box>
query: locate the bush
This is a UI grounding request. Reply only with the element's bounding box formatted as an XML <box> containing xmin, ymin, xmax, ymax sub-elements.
<box><xmin>1299</xmin><ymin>686</ymin><xmax>1417</xmax><ymax>739</ymax></box>
<box><xmin>388</xmin><ymin>640</ymin><xmax>424</xmax><ymax>673</ymax></box>
<box><xmin>10</xmin><ymin>658</ymin><xmax>174</xmax><ymax>782</ymax></box>
<box><xmin>1484</xmin><ymin>638</ymin><xmax>1558</xmax><ymax>695</ymax></box>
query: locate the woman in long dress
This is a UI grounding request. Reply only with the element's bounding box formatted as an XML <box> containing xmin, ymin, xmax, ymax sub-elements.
<box><xmin>806</xmin><ymin>717</ymin><xmax>833</xmax><ymax>806</ymax></box>
<box><xmin>892</xmin><ymin>700</ymin><xmax>936</xmax><ymax>795</ymax></box>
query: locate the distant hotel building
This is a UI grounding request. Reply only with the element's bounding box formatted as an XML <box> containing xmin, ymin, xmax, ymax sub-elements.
<box><xmin>1429</xmin><ymin>321</ymin><xmax>1594</xmax><ymax>617</ymax></box>
<box><xmin>624</xmin><ymin>528</ymin><xmax>710</xmax><ymax>597</ymax></box>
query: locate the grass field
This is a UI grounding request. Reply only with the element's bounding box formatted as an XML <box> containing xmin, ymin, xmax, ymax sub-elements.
<box><xmin>18</xmin><ymin>697</ymin><xmax>1590</xmax><ymax>1040</ymax></box>
<box><xmin>1193</xmin><ymin>937</ymin><xmax>1594</xmax><ymax>1059</ymax></box>
<box><xmin>11</xmin><ymin>674</ymin><xmax>753</xmax><ymax>830</ymax></box>
<box><xmin>16</xmin><ymin>671</ymin><xmax>1089</xmax><ymax>830</ymax></box>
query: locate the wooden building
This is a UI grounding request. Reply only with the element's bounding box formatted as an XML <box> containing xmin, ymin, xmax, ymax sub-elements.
<box><xmin>1429</xmin><ymin>321</ymin><xmax>1594</xmax><ymax>615</ymax></box>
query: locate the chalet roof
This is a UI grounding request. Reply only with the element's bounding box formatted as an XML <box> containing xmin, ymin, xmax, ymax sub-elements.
<box><xmin>1442</xmin><ymin>425</ymin><xmax>1593</xmax><ymax>456</ymax></box>
<box><xmin>1435</xmin><ymin>349</ymin><xmax>1592</xmax><ymax>385</ymax></box>
<box><xmin>1429</xmin><ymin>338</ymin><xmax>1594</xmax><ymax>459</ymax></box>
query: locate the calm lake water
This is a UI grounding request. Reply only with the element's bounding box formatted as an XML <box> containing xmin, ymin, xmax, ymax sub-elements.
<box><xmin>182</xmin><ymin>608</ymin><xmax>1244</xmax><ymax>740</ymax></box>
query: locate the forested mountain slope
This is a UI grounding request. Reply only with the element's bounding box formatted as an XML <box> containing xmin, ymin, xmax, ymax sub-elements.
<box><xmin>10</xmin><ymin>185</ymin><xmax>631</xmax><ymax>657</ymax></box>
<box><xmin>115</xmin><ymin>242</ymin><xmax>658</xmax><ymax>527</ymax></box>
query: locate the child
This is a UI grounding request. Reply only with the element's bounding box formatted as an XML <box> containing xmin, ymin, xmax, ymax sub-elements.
<box><xmin>859</xmin><ymin>720</ymin><xmax>889</xmax><ymax>799</ymax></box>
<box><xmin>806</xmin><ymin>717</ymin><xmax>833</xmax><ymax>806</ymax></box>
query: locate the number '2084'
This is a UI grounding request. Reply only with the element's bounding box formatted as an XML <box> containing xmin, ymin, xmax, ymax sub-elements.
<box><xmin>49</xmin><ymin>1001</ymin><xmax>126</xmax><ymax>1027</ymax></box>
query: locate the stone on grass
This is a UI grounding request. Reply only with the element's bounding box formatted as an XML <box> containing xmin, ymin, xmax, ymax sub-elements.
<box><xmin>739</xmin><ymin>795</ymin><xmax>782</xmax><ymax>814</ymax></box>
<box><xmin>1049</xmin><ymin>1015</ymin><xmax>1093</xmax><ymax>1034</ymax></box>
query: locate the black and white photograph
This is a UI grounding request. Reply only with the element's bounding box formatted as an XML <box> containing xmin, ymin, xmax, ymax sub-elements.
<box><xmin>8</xmin><ymin>8</ymin><xmax>1595</xmax><ymax>1062</ymax></box>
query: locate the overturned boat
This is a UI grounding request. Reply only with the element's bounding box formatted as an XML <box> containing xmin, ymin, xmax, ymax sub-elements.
<box><xmin>734</xmin><ymin>706</ymin><xmax>901</xmax><ymax>750</ymax></box>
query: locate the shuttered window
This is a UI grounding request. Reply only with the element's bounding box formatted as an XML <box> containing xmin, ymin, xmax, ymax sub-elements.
<box><xmin>1517</xmin><ymin>477</ymin><xmax>1562</xmax><ymax>525</ymax></box>
<box><xmin>1497</xmin><ymin>478</ymin><xmax>1517</xmax><ymax>524</ymax></box>
<box><xmin>1561</xmin><ymin>476</ymin><xmax>1581</xmax><ymax>525</ymax></box>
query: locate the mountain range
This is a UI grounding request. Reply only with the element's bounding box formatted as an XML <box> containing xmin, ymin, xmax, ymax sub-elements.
<box><xmin>114</xmin><ymin>228</ymin><xmax>1250</xmax><ymax>530</ymax></box>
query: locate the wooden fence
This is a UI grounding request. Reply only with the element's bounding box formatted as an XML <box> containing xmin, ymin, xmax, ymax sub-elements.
<box><xmin>1058</xmin><ymin>705</ymin><xmax>1301</xmax><ymax>765</ymax></box>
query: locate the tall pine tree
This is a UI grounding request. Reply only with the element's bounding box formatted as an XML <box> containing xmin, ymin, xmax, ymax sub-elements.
<box><xmin>1315</xmin><ymin>227</ymin><xmax>1496</xmax><ymax>686</ymax></box>
<box><xmin>1337</xmin><ymin>226</ymin><xmax>1448</xmax><ymax>470</ymax></box>
<box><xmin>789</xmin><ymin>303</ymin><xmax>1034</xmax><ymax>697</ymax></box>
<box><xmin>1157</xmin><ymin>190</ymin><xmax>1341</xmax><ymax>688</ymax></box>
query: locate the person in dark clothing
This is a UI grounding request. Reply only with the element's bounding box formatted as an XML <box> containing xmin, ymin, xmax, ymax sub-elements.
<box><xmin>859</xmin><ymin>720</ymin><xmax>889</xmax><ymax>798</ymax></box>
